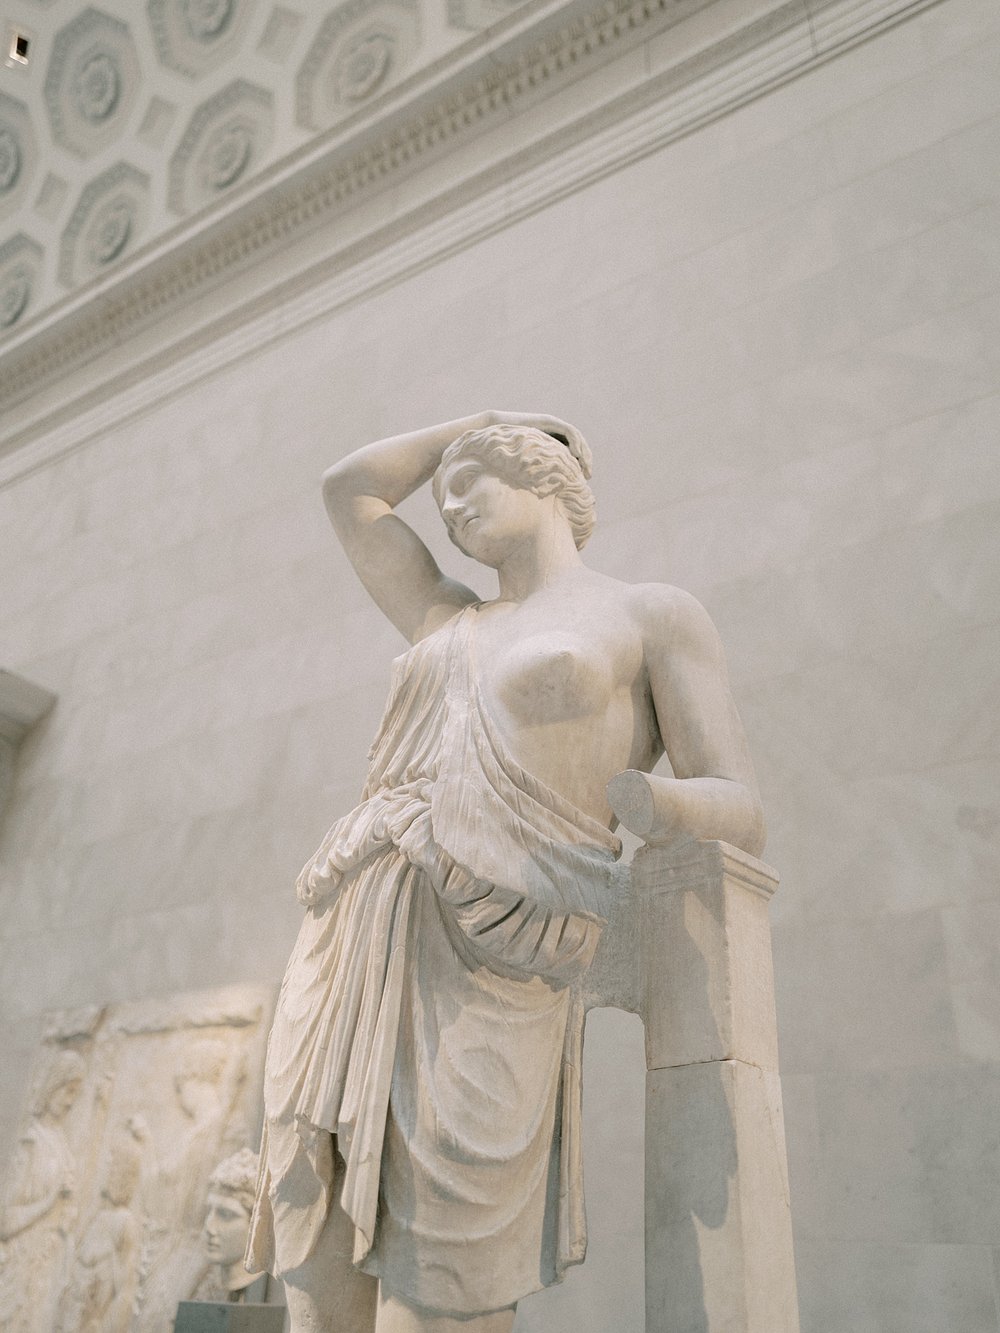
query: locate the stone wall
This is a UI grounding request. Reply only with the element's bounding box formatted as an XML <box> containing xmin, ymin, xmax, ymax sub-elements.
<box><xmin>2</xmin><ymin>0</ymin><xmax>999</xmax><ymax>1327</ymax></box>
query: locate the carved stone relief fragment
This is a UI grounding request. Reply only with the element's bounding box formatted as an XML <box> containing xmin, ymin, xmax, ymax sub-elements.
<box><xmin>59</xmin><ymin>162</ymin><xmax>149</xmax><ymax>288</ymax></box>
<box><xmin>0</xmin><ymin>985</ymin><xmax>274</xmax><ymax>1333</ymax></box>
<box><xmin>295</xmin><ymin>0</ymin><xmax>420</xmax><ymax>131</ymax></box>
<box><xmin>0</xmin><ymin>1046</ymin><xmax>87</xmax><ymax>1333</ymax></box>
<box><xmin>44</xmin><ymin>8</ymin><xmax>140</xmax><ymax>158</ymax></box>
<box><xmin>168</xmin><ymin>79</ymin><xmax>274</xmax><ymax>214</ymax></box>
<box><xmin>148</xmin><ymin>0</ymin><xmax>257</xmax><ymax>79</ymax></box>
<box><xmin>0</xmin><ymin>234</ymin><xmax>41</xmax><ymax>330</ymax></box>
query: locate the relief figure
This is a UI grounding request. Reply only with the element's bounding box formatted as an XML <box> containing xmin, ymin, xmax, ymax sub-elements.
<box><xmin>56</xmin><ymin>1116</ymin><xmax>145</xmax><ymax>1333</ymax></box>
<box><xmin>137</xmin><ymin>1037</ymin><xmax>249</xmax><ymax>1329</ymax></box>
<box><xmin>0</xmin><ymin>1049</ymin><xmax>85</xmax><ymax>1333</ymax></box>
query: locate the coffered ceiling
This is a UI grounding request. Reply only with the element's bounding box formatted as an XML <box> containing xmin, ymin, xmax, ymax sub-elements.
<box><xmin>0</xmin><ymin>0</ymin><xmax>938</xmax><ymax>466</ymax></box>
<box><xmin>0</xmin><ymin>0</ymin><xmax>520</xmax><ymax>334</ymax></box>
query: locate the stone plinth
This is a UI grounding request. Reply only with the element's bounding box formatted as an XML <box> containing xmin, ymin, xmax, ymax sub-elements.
<box><xmin>634</xmin><ymin>841</ymin><xmax>799</xmax><ymax>1333</ymax></box>
<box><xmin>174</xmin><ymin>1303</ymin><xmax>285</xmax><ymax>1332</ymax></box>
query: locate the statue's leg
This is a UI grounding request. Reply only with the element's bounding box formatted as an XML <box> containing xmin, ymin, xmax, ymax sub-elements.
<box><xmin>281</xmin><ymin>1148</ymin><xmax>378</xmax><ymax>1333</ymax></box>
<box><xmin>375</xmin><ymin>1288</ymin><xmax>516</xmax><ymax>1333</ymax></box>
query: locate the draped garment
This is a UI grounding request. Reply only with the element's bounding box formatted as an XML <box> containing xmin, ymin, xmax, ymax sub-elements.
<box><xmin>0</xmin><ymin>1120</ymin><xmax>77</xmax><ymax>1333</ymax></box>
<box><xmin>247</xmin><ymin>604</ymin><xmax>624</xmax><ymax>1315</ymax></box>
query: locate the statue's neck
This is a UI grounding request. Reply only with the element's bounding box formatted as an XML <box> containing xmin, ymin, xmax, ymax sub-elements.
<box><xmin>495</xmin><ymin>525</ymin><xmax>582</xmax><ymax>602</ymax></box>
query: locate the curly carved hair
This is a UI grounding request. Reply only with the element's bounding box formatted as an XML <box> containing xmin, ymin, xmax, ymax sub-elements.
<box><xmin>432</xmin><ymin>425</ymin><xmax>596</xmax><ymax>550</ymax></box>
<box><xmin>207</xmin><ymin>1147</ymin><xmax>259</xmax><ymax>1213</ymax></box>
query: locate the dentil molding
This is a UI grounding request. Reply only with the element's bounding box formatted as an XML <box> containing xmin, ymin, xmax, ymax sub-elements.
<box><xmin>0</xmin><ymin>0</ymin><xmax>942</xmax><ymax>483</ymax></box>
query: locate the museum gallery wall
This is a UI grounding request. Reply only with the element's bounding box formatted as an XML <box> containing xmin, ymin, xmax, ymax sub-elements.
<box><xmin>1</xmin><ymin>0</ymin><xmax>999</xmax><ymax>1328</ymax></box>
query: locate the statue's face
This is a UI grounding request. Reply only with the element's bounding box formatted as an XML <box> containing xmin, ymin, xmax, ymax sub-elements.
<box><xmin>436</xmin><ymin>459</ymin><xmax>546</xmax><ymax>564</ymax></box>
<box><xmin>203</xmin><ymin>1190</ymin><xmax>251</xmax><ymax>1269</ymax></box>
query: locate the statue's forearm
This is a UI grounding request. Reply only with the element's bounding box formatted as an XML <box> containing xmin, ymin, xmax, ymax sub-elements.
<box><xmin>322</xmin><ymin>413</ymin><xmax>491</xmax><ymax>510</ymax></box>
<box><xmin>607</xmin><ymin>771</ymin><xmax>766</xmax><ymax>858</ymax></box>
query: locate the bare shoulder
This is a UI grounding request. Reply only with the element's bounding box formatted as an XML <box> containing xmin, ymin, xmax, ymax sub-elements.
<box><xmin>625</xmin><ymin>581</ymin><xmax>724</xmax><ymax>658</ymax></box>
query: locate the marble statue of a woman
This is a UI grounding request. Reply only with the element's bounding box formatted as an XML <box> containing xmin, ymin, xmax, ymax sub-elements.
<box><xmin>247</xmin><ymin>412</ymin><xmax>765</xmax><ymax>1333</ymax></box>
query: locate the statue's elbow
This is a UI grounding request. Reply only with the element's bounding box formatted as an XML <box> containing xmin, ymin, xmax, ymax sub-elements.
<box><xmin>321</xmin><ymin>462</ymin><xmax>355</xmax><ymax>521</ymax></box>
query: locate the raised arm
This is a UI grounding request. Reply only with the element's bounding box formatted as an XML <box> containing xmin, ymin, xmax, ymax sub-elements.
<box><xmin>323</xmin><ymin>411</ymin><xmax>589</xmax><ymax>642</ymax></box>
<box><xmin>608</xmin><ymin>586</ymin><xmax>766</xmax><ymax>857</ymax></box>
<box><xmin>322</xmin><ymin>415</ymin><xmax>493</xmax><ymax>643</ymax></box>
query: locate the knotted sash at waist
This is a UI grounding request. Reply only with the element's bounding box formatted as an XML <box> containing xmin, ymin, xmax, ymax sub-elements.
<box><xmin>296</xmin><ymin>779</ymin><xmax>606</xmax><ymax>984</ymax></box>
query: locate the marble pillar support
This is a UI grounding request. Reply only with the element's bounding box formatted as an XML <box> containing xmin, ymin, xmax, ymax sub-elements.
<box><xmin>634</xmin><ymin>840</ymin><xmax>799</xmax><ymax>1333</ymax></box>
<box><xmin>0</xmin><ymin>669</ymin><xmax>55</xmax><ymax>823</ymax></box>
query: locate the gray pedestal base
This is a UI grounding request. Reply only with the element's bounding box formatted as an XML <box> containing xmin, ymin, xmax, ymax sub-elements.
<box><xmin>174</xmin><ymin>1302</ymin><xmax>285</xmax><ymax>1333</ymax></box>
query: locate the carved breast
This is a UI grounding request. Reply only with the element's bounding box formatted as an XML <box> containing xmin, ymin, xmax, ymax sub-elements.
<box><xmin>488</xmin><ymin>634</ymin><xmax>614</xmax><ymax>725</ymax></box>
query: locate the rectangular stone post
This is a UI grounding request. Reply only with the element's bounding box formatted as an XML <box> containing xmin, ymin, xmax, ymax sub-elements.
<box><xmin>634</xmin><ymin>840</ymin><xmax>799</xmax><ymax>1333</ymax></box>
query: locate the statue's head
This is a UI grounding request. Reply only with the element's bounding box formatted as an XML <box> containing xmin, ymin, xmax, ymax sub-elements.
<box><xmin>203</xmin><ymin>1147</ymin><xmax>259</xmax><ymax>1276</ymax></box>
<box><xmin>206</xmin><ymin>1147</ymin><xmax>258</xmax><ymax>1212</ymax></box>
<box><xmin>36</xmin><ymin>1049</ymin><xmax>86</xmax><ymax>1119</ymax></box>
<box><xmin>432</xmin><ymin>424</ymin><xmax>596</xmax><ymax>551</ymax></box>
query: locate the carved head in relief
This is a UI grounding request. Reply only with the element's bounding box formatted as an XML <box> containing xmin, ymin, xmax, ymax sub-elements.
<box><xmin>35</xmin><ymin>1049</ymin><xmax>86</xmax><ymax>1120</ymax></box>
<box><xmin>173</xmin><ymin>1039</ymin><xmax>228</xmax><ymax>1120</ymax></box>
<box><xmin>202</xmin><ymin>1147</ymin><xmax>260</xmax><ymax>1288</ymax></box>
<box><xmin>433</xmin><ymin>424</ymin><xmax>596</xmax><ymax>554</ymax></box>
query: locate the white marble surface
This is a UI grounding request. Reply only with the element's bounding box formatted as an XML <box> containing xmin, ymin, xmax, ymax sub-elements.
<box><xmin>2</xmin><ymin>0</ymin><xmax>1000</xmax><ymax>1327</ymax></box>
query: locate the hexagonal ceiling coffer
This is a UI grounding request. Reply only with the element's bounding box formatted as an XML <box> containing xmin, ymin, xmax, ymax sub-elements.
<box><xmin>59</xmin><ymin>162</ymin><xmax>150</xmax><ymax>288</ymax></box>
<box><xmin>44</xmin><ymin>8</ymin><xmax>140</xmax><ymax>159</ymax></box>
<box><xmin>296</xmin><ymin>0</ymin><xmax>421</xmax><ymax>133</ymax></box>
<box><xmin>0</xmin><ymin>234</ymin><xmax>42</xmax><ymax>334</ymax></box>
<box><xmin>168</xmin><ymin>80</ymin><xmax>273</xmax><ymax>215</ymax></box>
<box><xmin>0</xmin><ymin>93</ymin><xmax>36</xmax><ymax>219</ymax></box>
<box><xmin>148</xmin><ymin>0</ymin><xmax>257</xmax><ymax>79</ymax></box>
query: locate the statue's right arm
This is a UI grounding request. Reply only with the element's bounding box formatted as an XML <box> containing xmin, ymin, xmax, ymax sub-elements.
<box><xmin>322</xmin><ymin>415</ymin><xmax>491</xmax><ymax>643</ymax></box>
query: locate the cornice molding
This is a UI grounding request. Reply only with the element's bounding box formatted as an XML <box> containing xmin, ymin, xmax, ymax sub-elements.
<box><xmin>0</xmin><ymin>0</ymin><xmax>941</xmax><ymax>484</ymax></box>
